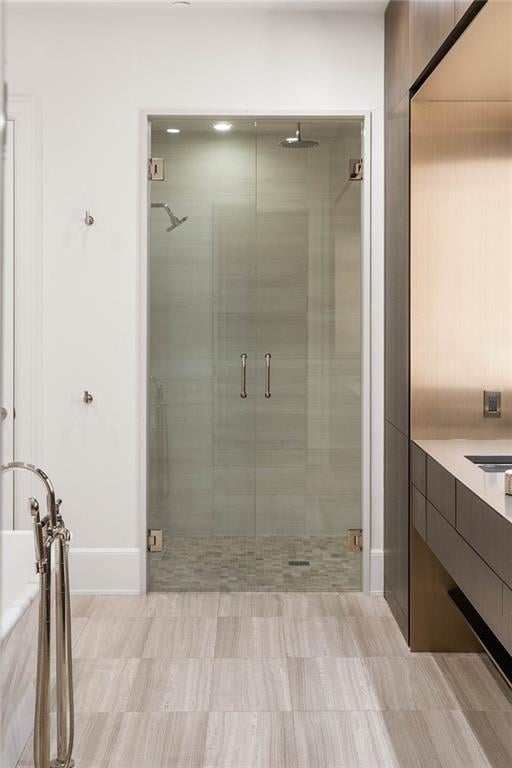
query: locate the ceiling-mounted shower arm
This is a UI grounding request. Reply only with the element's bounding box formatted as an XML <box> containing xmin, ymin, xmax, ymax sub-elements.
<box><xmin>151</xmin><ymin>202</ymin><xmax>172</xmax><ymax>217</ymax></box>
<box><xmin>151</xmin><ymin>202</ymin><xmax>188</xmax><ymax>232</ymax></box>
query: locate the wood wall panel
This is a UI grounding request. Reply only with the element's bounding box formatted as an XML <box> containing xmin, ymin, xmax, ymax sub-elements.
<box><xmin>385</xmin><ymin>0</ymin><xmax>410</xmax><ymax>114</ymax></box>
<box><xmin>384</xmin><ymin>420</ymin><xmax>410</xmax><ymax>639</ymax></box>
<box><xmin>411</xmin><ymin>101</ymin><xmax>512</xmax><ymax>439</ymax></box>
<box><xmin>385</xmin><ymin>96</ymin><xmax>410</xmax><ymax>436</ymax></box>
<box><xmin>409</xmin><ymin>0</ymin><xmax>455</xmax><ymax>84</ymax></box>
<box><xmin>384</xmin><ymin>0</ymin><xmax>487</xmax><ymax>644</ymax></box>
<box><xmin>454</xmin><ymin>0</ymin><xmax>475</xmax><ymax>24</ymax></box>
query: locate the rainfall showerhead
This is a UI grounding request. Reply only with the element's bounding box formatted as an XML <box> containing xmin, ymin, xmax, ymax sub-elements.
<box><xmin>151</xmin><ymin>202</ymin><xmax>188</xmax><ymax>233</ymax></box>
<box><xmin>279</xmin><ymin>122</ymin><xmax>319</xmax><ymax>149</ymax></box>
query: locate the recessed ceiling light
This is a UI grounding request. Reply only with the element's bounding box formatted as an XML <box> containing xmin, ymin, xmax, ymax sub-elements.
<box><xmin>166</xmin><ymin>128</ymin><xmax>181</xmax><ymax>134</ymax></box>
<box><xmin>213</xmin><ymin>122</ymin><xmax>233</xmax><ymax>132</ymax></box>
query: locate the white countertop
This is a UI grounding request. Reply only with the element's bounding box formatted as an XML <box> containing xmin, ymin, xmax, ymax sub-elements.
<box><xmin>414</xmin><ymin>439</ymin><xmax>512</xmax><ymax>524</ymax></box>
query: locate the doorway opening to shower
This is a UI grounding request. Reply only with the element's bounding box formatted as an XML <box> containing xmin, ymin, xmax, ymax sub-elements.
<box><xmin>147</xmin><ymin>116</ymin><xmax>364</xmax><ymax>592</ymax></box>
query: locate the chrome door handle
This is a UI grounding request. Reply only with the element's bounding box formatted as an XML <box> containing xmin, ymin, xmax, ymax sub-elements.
<box><xmin>240</xmin><ymin>354</ymin><xmax>247</xmax><ymax>398</ymax></box>
<box><xmin>1</xmin><ymin>407</ymin><xmax>7</xmax><ymax>420</ymax></box>
<box><xmin>265</xmin><ymin>353</ymin><xmax>271</xmax><ymax>398</ymax></box>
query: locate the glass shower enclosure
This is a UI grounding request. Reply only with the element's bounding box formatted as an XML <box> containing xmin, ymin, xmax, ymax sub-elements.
<box><xmin>147</xmin><ymin>117</ymin><xmax>362</xmax><ymax>591</ymax></box>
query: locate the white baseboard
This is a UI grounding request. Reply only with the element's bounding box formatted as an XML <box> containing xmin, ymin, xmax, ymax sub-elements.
<box><xmin>369</xmin><ymin>548</ymin><xmax>384</xmax><ymax>595</ymax></box>
<box><xmin>69</xmin><ymin>548</ymin><xmax>142</xmax><ymax>594</ymax></box>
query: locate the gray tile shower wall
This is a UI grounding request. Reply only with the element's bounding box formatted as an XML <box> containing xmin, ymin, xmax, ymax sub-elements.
<box><xmin>149</xmin><ymin>121</ymin><xmax>362</xmax><ymax>564</ymax></box>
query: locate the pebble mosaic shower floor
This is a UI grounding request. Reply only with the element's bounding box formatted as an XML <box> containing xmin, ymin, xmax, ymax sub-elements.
<box><xmin>149</xmin><ymin>535</ymin><xmax>361</xmax><ymax>592</ymax></box>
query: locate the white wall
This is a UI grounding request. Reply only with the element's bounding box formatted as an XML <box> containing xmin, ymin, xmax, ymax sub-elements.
<box><xmin>6</xmin><ymin>3</ymin><xmax>384</xmax><ymax>592</ymax></box>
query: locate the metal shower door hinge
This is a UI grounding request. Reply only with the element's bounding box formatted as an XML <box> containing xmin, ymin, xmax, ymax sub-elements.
<box><xmin>347</xmin><ymin>528</ymin><xmax>363</xmax><ymax>552</ymax></box>
<box><xmin>349</xmin><ymin>158</ymin><xmax>363</xmax><ymax>180</ymax></box>
<box><xmin>148</xmin><ymin>158</ymin><xmax>164</xmax><ymax>181</ymax></box>
<box><xmin>147</xmin><ymin>528</ymin><xmax>163</xmax><ymax>552</ymax></box>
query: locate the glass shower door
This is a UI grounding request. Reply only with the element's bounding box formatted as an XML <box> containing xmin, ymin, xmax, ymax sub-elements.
<box><xmin>148</xmin><ymin>122</ymin><xmax>257</xmax><ymax>590</ymax></box>
<box><xmin>212</xmin><ymin>195</ymin><xmax>257</xmax><ymax>541</ymax></box>
<box><xmin>253</xmin><ymin>121</ymin><xmax>362</xmax><ymax>590</ymax></box>
<box><xmin>147</xmin><ymin>117</ymin><xmax>362</xmax><ymax>592</ymax></box>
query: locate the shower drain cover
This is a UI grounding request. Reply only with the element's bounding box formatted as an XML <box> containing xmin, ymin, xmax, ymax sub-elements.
<box><xmin>288</xmin><ymin>559</ymin><xmax>311</xmax><ymax>567</ymax></box>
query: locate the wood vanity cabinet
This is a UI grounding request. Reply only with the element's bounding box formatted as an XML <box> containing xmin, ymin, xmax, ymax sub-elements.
<box><xmin>411</xmin><ymin>484</ymin><xmax>427</xmax><ymax>541</ymax></box>
<box><xmin>426</xmin><ymin>458</ymin><xmax>455</xmax><ymax>526</ymax></box>
<box><xmin>410</xmin><ymin>442</ymin><xmax>426</xmax><ymax>495</ymax></box>
<box><xmin>456</xmin><ymin>483</ymin><xmax>512</xmax><ymax>590</ymax></box>
<box><xmin>410</xmin><ymin>450</ymin><xmax>512</xmax><ymax>656</ymax></box>
<box><xmin>426</xmin><ymin>500</ymin><xmax>504</xmax><ymax>640</ymax></box>
<box><xmin>502</xmin><ymin>586</ymin><xmax>512</xmax><ymax>654</ymax></box>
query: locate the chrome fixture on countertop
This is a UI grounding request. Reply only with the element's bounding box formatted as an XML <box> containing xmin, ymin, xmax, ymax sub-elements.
<box><xmin>0</xmin><ymin>462</ymin><xmax>75</xmax><ymax>768</ymax></box>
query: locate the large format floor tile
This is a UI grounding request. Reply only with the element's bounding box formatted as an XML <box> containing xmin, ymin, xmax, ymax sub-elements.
<box><xmin>288</xmin><ymin>657</ymin><xmax>378</xmax><ymax>711</ymax></box>
<box><xmin>210</xmin><ymin>658</ymin><xmax>292</xmax><ymax>711</ymax></box>
<box><xmin>283</xmin><ymin>617</ymin><xmax>358</xmax><ymax>657</ymax></box>
<box><xmin>214</xmin><ymin>617</ymin><xmax>287</xmax><ymax>658</ymax></box>
<box><xmin>73</xmin><ymin>618</ymin><xmax>152</xmax><ymax>659</ymax></box>
<box><xmin>70</xmin><ymin>659</ymin><xmax>140</xmax><ymax>712</ymax></box>
<box><xmin>293</xmin><ymin>711</ymin><xmax>398</xmax><ymax>768</ymax></box>
<box><xmin>126</xmin><ymin>659</ymin><xmax>214</xmax><ymax>712</ymax></box>
<box><xmin>142</xmin><ymin>618</ymin><xmax>217</xmax><ymax>658</ymax></box>
<box><xmin>204</xmin><ymin>712</ymin><xmax>296</xmax><ymax>768</ymax></box>
<box><xmin>17</xmin><ymin>591</ymin><xmax>512</xmax><ymax>768</ymax></box>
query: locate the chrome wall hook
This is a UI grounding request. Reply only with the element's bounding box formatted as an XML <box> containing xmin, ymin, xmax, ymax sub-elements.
<box><xmin>84</xmin><ymin>210</ymin><xmax>94</xmax><ymax>226</ymax></box>
<box><xmin>83</xmin><ymin>390</ymin><xmax>93</xmax><ymax>404</ymax></box>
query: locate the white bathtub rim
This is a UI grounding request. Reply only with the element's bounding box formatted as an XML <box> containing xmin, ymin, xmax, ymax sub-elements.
<box><xmin>1</xmin><ymin>578</ymin><xmax>38</xmax><ymax>642</ymax></box>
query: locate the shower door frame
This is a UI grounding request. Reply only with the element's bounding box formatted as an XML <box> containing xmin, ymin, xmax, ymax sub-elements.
<box><xmin>138</xmin><ymin>109</ymin><xmax>376</xmax><ymax>595</ymax></box>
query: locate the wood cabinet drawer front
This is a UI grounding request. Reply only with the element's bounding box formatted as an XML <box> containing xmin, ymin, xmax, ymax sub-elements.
<box><xmin>410</xmin><ymin>443</ymin><xmax>427</xmax><ymax>495</ymax></box>
<box><xmin>427</xmin><ymin>457</ymin><xmax>455</xmax><ymax>526</ymax></box>
<box><xmin>501</xmin><ymin>585</ymin><xmax>512</xmax><ymax>656</ymax></box>
<box><xmin>457</xmin><ymin>482</ymin><xmax>512</xmax><ymax>590</ymax></box>
<box><xmin>426</xmin><ymin>502</ymin><xmax>503</xmax><ymax>638</ymax></box>
<box><xmin>411</xmin><ymin>484</ymin><xmax>427</xmax><ymax>540</ymax></box>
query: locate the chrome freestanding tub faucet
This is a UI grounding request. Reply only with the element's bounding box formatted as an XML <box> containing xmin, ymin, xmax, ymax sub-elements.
<box><xmin>1</xmin><ymin>462</ymin><xmax>75</xmax><ymax>768</ymax></box>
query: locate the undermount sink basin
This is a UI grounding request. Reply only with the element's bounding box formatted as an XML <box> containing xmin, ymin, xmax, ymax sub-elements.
<box><xmin>465</xmin><ymin>455</ymin><xmax>512</xmax><ymax>473</ymax></box>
